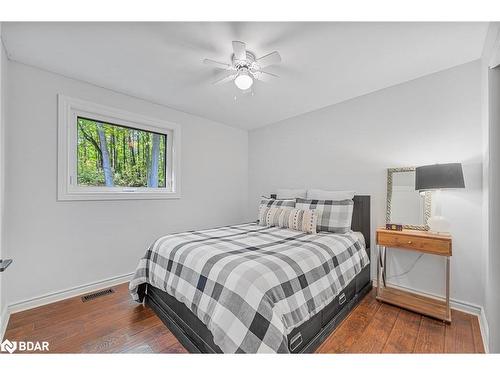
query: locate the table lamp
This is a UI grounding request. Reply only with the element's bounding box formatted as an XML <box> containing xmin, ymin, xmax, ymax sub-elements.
<box><xmin>415</xmin><ymin>163</ymin><xmax>465</xmax><ymax>233</ymax></box>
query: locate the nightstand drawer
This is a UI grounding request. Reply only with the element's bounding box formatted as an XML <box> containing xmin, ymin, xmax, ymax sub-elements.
<box><xmin>377</xmin><ymin>231</ymin><xmax>451</xmax><ymax>256</ymax></box>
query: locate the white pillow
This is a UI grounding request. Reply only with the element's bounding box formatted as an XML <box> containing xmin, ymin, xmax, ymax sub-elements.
<box><xmin>276</xmin><ymin>188</ymin><xmax>307</xmax><ymax>199</ymax></box>
<box><xmin>306</xmin><ymin>189</ymin><xmax>355</xmax><ymax>200</ymax></box>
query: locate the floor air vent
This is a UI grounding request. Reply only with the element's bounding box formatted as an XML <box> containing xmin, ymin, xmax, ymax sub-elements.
<box><xmin>81</xmin><ymin>288</ymin><xmax>115</xmax><ymax>302</ymax></box>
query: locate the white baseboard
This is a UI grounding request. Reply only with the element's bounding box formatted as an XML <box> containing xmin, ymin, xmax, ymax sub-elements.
<box><xmin>0</xmin><ymin>306</ymin><xmax>9</xmax><ymax>341</ymax></box>
<box><xmin>479</xmin><ymin>307</ymin><xmax>490</xmax><ymax>353</ymax></box>
<box><xmin>8</xmin><ymin>272</ymin><xmax>134</xmax><ymax>315</ymax></box>
<box><xmin>371</xmin><ymin>279</ymin><xmax>489</xmax><ymax>352</ymax></box>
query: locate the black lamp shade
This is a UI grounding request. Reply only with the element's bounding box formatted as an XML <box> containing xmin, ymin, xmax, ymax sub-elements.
<box><xmin>415</xmin><ymin>163</ymin><xmax>465</xmax><ymax>191</ymax></box>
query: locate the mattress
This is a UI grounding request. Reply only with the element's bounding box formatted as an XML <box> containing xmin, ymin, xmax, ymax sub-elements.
<box><xmin>130</xmin><ymin>223</ymin><xmax>370</xmax><ymax>353</ymax></box>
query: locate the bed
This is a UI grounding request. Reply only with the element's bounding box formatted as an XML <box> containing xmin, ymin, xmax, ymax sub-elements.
<box><xmin>130</xmin><ymin>195</ymin><xmax>371</xmax><ymax>353</ymax></box>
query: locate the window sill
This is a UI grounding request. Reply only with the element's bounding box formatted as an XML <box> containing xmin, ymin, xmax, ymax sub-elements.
<box><xmin>57</xmin><ymin>190</ymin><xmax>182</xmax><ymax>201</ymax></box>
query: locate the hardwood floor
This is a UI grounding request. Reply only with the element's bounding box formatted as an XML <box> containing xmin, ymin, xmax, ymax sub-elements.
<box><xmin>317</xmin><ymin>290</ymin><xmax>485</xmax><ymax>353</ymax></box>
<box><xmin>4</xmin><ymin>284</ymin><xmax>484</xmax><ymax>354</ymax></box>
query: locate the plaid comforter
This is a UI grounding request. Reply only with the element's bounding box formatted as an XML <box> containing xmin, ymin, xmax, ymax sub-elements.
<box><xmin>129</xmin><ymin>223</ymin><xmax>369</xmax><ymax>353</ymax></box>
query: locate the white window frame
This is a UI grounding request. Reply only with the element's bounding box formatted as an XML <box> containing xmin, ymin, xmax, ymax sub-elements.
<box><xmin>57</xmin><ymin>94</ymin><xmax>181</xmax><ymax>201</ymax></box>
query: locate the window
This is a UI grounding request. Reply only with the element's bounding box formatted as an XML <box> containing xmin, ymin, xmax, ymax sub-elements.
<box><xmin>77</xmin><ymin>117</ymin><xmax>168</xmax><ymax>188</ymax></box>
<box><xmin>58</xmin><ymin>95</ymin><xmax>181</xmax><ymax>200</ymax></box>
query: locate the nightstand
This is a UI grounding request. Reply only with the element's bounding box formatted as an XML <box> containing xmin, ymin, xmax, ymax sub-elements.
<box><xmin>376</xmin><ymin>228</ymin><xmax>452</xmax><ymax>323</ymax></box>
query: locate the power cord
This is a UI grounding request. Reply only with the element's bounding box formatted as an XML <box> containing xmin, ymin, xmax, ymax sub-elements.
<box><xmin>386</xmin><ymin>254</ymin><xmax>424</xmax><ymax>280</ymax></box>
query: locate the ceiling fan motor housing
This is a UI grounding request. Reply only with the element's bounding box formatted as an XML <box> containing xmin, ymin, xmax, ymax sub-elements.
<box><xmin>232</xmin><ymin>51</ymin><xmax>257</xmax><ymax>70</ymax></box>
<box><xmin>203</xmin><ymin>41</ymin><xmax>280</xmax><ymax>88</ymax></box>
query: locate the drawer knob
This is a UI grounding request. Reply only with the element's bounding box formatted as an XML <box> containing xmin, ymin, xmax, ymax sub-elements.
<box><xmin>408</xmin><ymin>241</ymin><xmax>412</xmax><ymax>244</ymax></box>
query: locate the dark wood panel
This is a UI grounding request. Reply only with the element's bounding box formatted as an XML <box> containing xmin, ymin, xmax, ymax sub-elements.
<box><xmin>413</xmin><ymin>316</ymin><xmax>446</xmax><ymax>353</ymax></box>
<box><xmin>348</xmin><ymin>303</ymin><xmax>400</xmax><ymax>353</ymax></box>
<box><xmin>444</xmin><ymin>310</ymin><xmax>476</xmax><ymax>353</ymax></box>
<box><xmin>4</xmin><ymin>283</ymin><xmax>484</xmax><ymax>354</ymax></box>
<box><xmin>317</xmin><ymin>289</ymin><xmax>380</xmax><ymax>353</ymax></box>
<box><xmin>382</xmin><ymin>309</ymin><xmax>422</xmax><ymax>353</ymax></box>
<box><xmin>352</xmin><ymin>195</ymin><xmax>371</xmax><ymax>251</ymax></box>
<box><xmin>471</xmin><ymin>312</ymin><xmax>486</xmax><ymax>353</ymax></box>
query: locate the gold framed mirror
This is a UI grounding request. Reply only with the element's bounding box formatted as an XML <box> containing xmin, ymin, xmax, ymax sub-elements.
<box><xmin>386</xmin><ymin>167</ymin><xmax>432</xmax><ymax>231</ymax></box>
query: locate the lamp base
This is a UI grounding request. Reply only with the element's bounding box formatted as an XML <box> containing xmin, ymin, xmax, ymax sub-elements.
<box><xmin>428</xmin><ymin>215</ymin><xmax>450</xmax><ymax>234</ymax></box>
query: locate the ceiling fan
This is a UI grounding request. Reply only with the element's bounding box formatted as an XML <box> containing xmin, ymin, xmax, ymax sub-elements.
<box><xmin>203</xmin><ymin>41</ymin><xmax>282</xmax><ymax>91</ymax></box>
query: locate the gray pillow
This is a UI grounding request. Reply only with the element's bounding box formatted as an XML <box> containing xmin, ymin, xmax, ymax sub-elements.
<box><xmin>259</xmin><ymin>197</ymin><xmax>296</xmax><ymax>208</ymax></box>
<box><xmin>296</xmin><ymin>198</ymin><xmax>354</xmax><ymax>233</ymax></box>
<box><xmin>258</xmin><ymin>197</ymin><xmax>296</xmax><ymax>224</ymax></box>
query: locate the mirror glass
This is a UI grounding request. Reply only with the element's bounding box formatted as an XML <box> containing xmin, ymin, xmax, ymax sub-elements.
<box><xmin>386</xmin><ymin>168</ymin><xmax>431</xmax><ymax>230</ymax></box>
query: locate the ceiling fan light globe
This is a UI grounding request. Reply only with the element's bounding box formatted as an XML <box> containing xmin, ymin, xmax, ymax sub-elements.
<box><xmin>234</xmin><ymin>73</ymin><xmax>253</xmax><ymax>90</ymax></box>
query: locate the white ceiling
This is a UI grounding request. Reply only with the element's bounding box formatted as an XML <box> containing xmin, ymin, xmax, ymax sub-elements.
<box><xmin>1</xmin><ymin>22</ymin><xmax>489</xmax><ymax>130</ymax></box>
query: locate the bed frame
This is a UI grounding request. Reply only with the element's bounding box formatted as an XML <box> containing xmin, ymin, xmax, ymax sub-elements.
<box><xmin>142</xmin><ymin>195</ymin><xmax>372</xmax><ymax>353</ymax></box>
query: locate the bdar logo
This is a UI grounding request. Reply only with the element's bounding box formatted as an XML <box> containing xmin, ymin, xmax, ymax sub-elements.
<box><xmin>1</xmin><ymin>339</ymin><xmax>17</xmax><ymax>354</ymax></box>
<box><xmin>0</xmin><ymin>339</ymin><xmax>48</xmax><ymax>353</ymax></box>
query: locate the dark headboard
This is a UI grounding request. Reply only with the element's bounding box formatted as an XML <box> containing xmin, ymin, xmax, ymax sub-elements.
<box><xmin>352</xmin><ymin>195</ymin><xmax>371</xmax><ymax>258</ymax></box>
<box><xmin>269</xmin><ymin>193</ymin><xmax>371</xmax><ymax>258</ymax></box>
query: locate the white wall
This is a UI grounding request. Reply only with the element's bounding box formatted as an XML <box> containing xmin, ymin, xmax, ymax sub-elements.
<box><xmin>249</xmin><ymin>60</ymin><xmax>483</xmax><ymax>307</ymax></box>
<box><xmin>486</xmin><ymin>65</ymin><xmax>500</xmax><ymax>353</ymax></box>
<box><xmin>480</xmin><ymin>34</ymin><xmax>492</xmax><ymax>353</ymax></box>
<box><xmin>3</xmin><ymin>61</ymin><xmax>248</xmax><ymax>306</ymax></box>
<box><xmin>0</xmin><ymin>23</ymin><xmax>8</xmax><ymax>337</ymax></box>
<box><xmin>480</xmin><ymin>22</ymin><xmax>500</xmax><ymax>353</ymax></box>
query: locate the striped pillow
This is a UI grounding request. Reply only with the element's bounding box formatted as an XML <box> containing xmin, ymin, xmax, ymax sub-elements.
<box><xmin>296</xmin><ymin>198</ymin><xmax>354</xmax><ymax>233</ymax></box>
<box><xmin>257</xmin><ymin>197</ymin><xmax>296</xmax><ymax>224</ymax></box>
<box><xmin>258</xmin><ymin>206</ymin><xmax>317</xmax><ymax>234</ymax></box>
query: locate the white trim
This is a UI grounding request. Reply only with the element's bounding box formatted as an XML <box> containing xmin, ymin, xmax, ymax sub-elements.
<box><xmin>488</xmin><ymin>24</ymin><xmax>500</xmax><ymax>69</ymax></box>
<box><xmin>57</xmin><ymin>94</ymin><xmax>182</xmax><ymax>201</ymax></box>
<box><xmin>8</xmin><ymin>272</ymin><xmax>134</xmax><ymax>314</ymax></box>
<box><xmin>479</xmin><ymin>307</ymin><xmax>490</xmax><ymax>353</ymax></box>
<box><xmin>371</xmin><ymin>279</ymin><xmax>488</xmax><ymax>351</ymax></box>
<box><xmin>0</xmin><ymin>306</ymin><xmax>9</xmax><ymax>341</ymax></box>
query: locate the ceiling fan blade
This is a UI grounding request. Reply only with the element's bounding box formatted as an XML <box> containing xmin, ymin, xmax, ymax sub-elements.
<box><xmin>232</xmin><ymin>41</ymin><xmax>247</xmax><ymax>61</ymax></box>
<box><xmin>213</xmin><ymin>67</ymin><xmax>236</xmax><ymax>79</ymax></box>
<box><xmin>203</xmin><ymin>58</ymin><xmax>232</xmax><ymax>70</ymax></box>
<box><xmin>213</xmin><ymin>71</ymin><xmax>237</xmax><ymax>85</ymax></box>
<box><xmin>254</xmin><ymin>70</ymin><xmax>280</xmax><ymax>82</ymax></box>
<box><xmin>256</xmin><ymin>51</ymin><xmax>281</xmax><ymax>68</ymax></box>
